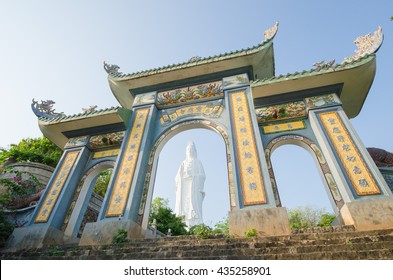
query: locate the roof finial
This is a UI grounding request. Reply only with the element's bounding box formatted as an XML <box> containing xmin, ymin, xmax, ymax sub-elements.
<box><xmin>82</xmin><ymin>105</ymin><xmax>98</xmax><ymax>114</ymax></box>
<box><xmin>103</xmin><ymin>61</ymin><xmax>122</xmax><ymax>75</ymax></box>
<box><xmin>263</xmin><ymin>21</ymin><xmax>279</xmax><ymax>42</ymax></box>
<box><xmin>342</xmin><ymin>26</ymin><xmax>383</xmax><ymax>64</ymax></box>
<box><xmin>313</xmin><ymin>59</ymin><xmax>336</xmax><ymax>70</ymax></box>
<box><xmin>188</xmin><ymin>56</ymin><xmax>202</xmax><ymax>63</ymax></box>
<box><xmin>31</xmin><ymin>99</ymin><xmax>64</xmax><ymax>119</ymax></box>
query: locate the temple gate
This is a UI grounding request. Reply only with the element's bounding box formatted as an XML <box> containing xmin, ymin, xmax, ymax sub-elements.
<box><xmin>5</xmin><ymin>22</ymin><xmax>393</xmax><ymax>250</ymax></box>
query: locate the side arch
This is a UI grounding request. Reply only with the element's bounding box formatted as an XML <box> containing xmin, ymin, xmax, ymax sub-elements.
<box><xmin>264</xmin><ymin>134</ymin><xmax>344</xmax><ymax>211</ymax></box>
<box><xmin>138</xmin><ymin>119</ymin><xmax>236</xmax><ymax>228</ymax></box>
<box><xmin>62</xmin><ymin>160</ymin><xmax>116</xmax><ymax>238</ymax></box>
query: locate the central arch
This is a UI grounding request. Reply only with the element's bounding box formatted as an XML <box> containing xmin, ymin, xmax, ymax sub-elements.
<box><xmin>138</xmin><ymin>119</ymin><xmax>235</xmax><ymax>229</ymax></box>
<box><xmin>264</xmin><ymin>134</ymin><xmax>344</xmax><ymax>215</ymax></box>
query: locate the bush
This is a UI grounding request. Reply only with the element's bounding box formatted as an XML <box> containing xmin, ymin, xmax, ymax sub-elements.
<box><xmin>149</xmin><ymin>197</ymin><xmax>187</xmax><ymax>236</ymax></box>
<box><xmin>188</xmin><ymin>224</ymin><xmax>213</xmax><ymax>239</ymax></box>
<box><xmin>0</xmin><ymin>136</ymin><xmax>62</xmax><ymax>168</ymax></box>
<box><xmin>212</xmin><ymin>217</ymin><xmax>229</xmax><ymax>236</ymax></box>
<box><xmin>112</xmin><ymin>228</ymin><xmax>128</xmax><ymax>244</ymax></box>
<box><xmin>288</xmin><ymin>206</ymin><xmax>335</xmax><ymax>230</ymax></box>
<box><xmin>93</xmin><ymin>169</ymin><xmax>112</xmax><ymax>197</ymax></box>
<box><xmin>317</xmin><ymin>213</ymin><xmax>336</xmax><ymax>227</ymax></box>
<box><xmin>244</xmin><ymin>228</ymin><xmax>258</xmax><ymax>238</ymax></box>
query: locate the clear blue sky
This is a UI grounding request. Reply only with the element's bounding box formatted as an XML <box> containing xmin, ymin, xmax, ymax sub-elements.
<box><xmin>0</xmin><ymin>1</ymin><xmax>392</xmax><ymax>225</ymax></box>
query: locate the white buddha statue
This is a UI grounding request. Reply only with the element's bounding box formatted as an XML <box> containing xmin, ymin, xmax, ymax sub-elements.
<box><xmin>175</xmin><ymin>141</ymin><xmax>206</xmax><ymax>228</ymax></box>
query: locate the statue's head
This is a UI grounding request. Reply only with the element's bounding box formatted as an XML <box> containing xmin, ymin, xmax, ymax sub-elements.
<box><xmin>186</xmin><ymin>141</ymin><xmax>198</xmax><ymax>160</ymax></box>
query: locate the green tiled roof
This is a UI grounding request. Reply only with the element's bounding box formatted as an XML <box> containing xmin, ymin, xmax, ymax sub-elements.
<box><xmin>251</xmin><ymin>54</ymin><xmax>375</xmax><ymax>87</ymax></box>
<box><xmin>108</xmin><ymin>40</ymin><xmax>274</xmax><ymax>80</ymax></box>
<box><xmin>38</xmin><ymin>106</ymin><xmax>122</xmax><ymax>123</ymax></box>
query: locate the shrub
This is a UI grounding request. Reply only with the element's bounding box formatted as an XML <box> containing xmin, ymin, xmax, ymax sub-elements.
<box><xmin>0</xmin><ymin>136</ymin><xmax>62</xmax><ymax>168</ymax></box>
<box><xmin>149</xmin><ymin>197</ymin><xmax>187</xmax><ymax>236</ymax></box>
<box><xmin>189</xmin><ymin>224</ymin><xmax>213</xmax><ymax>239</ymax></box>
<box><xmin>112</xmin><ymin>228</ymin><xmax>128</xmax><ymax>244</ymax></box>
<box><xmin>244</xmin><ymin>228</ymin><xmax>258</xmax><ymax>238</ymax></box>
<box><xmin>213</xmin><ymin>217</ymin><xmax>229</xmax><ymax>236</ymax></box>
<box><xmin>317</xmin><ymin>213</ymin><xmax>336</xmax><ymax>227</ymax></box>
<box><xmin>288</xmin><ymin>206</ymin><xmax>335</xmax><ymax>230</ymax></box>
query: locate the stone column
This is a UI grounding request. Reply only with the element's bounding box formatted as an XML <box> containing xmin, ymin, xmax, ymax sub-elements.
<box><xmin>310</xmin><ymin>105</ymin><xmax>393</xmax><ymax>231</ymax></box>
<box><xmin>80</xmin><ymin>103</ymin><xmax>157</xmax><ymax>245</ymax></box>
<box><xmin>4</xmin><ymin>138</ymin><xmax>91</xmax><ymax>251</ymax></box>
<box><xmin>226</xmin><ymin>87</ymin><xmax>290</xmax><ymax>237</ymax></box>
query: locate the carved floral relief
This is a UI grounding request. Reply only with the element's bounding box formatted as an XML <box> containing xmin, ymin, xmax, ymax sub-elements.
<box><xmin>157</xmin><ymin>81</ymin><xmax>223</xmax><ymax>108</ymax></box>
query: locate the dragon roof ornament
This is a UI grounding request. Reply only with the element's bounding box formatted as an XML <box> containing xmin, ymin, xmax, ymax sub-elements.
<box><xmin>31</xmin><ymin>99</ymin><xmax>64</xmax><ymax>119</ymax></box>
<box><xmin>342</xmin><ymin>26</ymin><xmax>383</xmax><ymax>64</ymax></box>
<box><xmin>104</xmin><ymin>61</ymin><xmax>123</xmax><ymax>76</ymax></box>
<box><xmin>263</xmin><ymin>21</ymin><xmax>279</xmax><ymax>42</ymax></box>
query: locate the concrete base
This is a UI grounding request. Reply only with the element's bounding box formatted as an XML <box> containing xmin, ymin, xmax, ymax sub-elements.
<box><xmin>340</xmin><ymin>198</ymin><xmax>393</xmax><ymax>231</ymax></box>
<box><xmin>2</xmin><ymin>225</ymin><xmax>79</xmax><ymax>252</ymax></box>
<box><xmin>228</xmin><ymin>207</ymin><xmax>291</xmax><ymax>237</ymax></box>
<box><xmin>79</xmin><ymin>219</ymin><xmax>146</xmax><ymax>246</ymax></box>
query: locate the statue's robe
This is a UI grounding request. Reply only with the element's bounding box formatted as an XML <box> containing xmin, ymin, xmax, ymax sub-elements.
<box><xmin>175</xmin><ymin>142</ymin><xmax>205</xmax><ymax>228</ymax></box>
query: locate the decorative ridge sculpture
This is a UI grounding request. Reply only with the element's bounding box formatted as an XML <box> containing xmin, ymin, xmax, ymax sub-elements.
<box><xmin>342</xmin><ymin>26</ymin><xmax>383</xmax><ymax>64</ymax></box>
<box><xmin>103</xmin><ymin>61</ymin><xmax>122</xmax><ymax>76</ymax></box>
<box><xmin>31</xmin><ymin>99</ymin><xmax>64</xmax><ymax>119</ymax></box>
<box><xmin>263</xmin><ymin>21</ymin><xmax>279</xmax><ymax>42</ymax></box>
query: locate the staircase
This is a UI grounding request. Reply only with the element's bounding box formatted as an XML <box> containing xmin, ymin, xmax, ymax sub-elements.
<box><xmin>2</xmin><ymin>226</ymin><xmax>393</xmax><ymax>260</ymax></box>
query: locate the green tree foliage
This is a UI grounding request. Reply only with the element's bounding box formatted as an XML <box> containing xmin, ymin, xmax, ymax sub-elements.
<box><xmin>149</xmin><ymin>197</ymin><xmax>187</xmax><ymax>236</ymax></box>
<box><xmin>288</xmin><ymin>206</ymin><xmax>335</xmax><ymax>230</ymax></box>
<box><xmin>188</xmin><ymin>224</ymin><xmax>213</xmax><ymax>238</ymax></box>
<box><xmin>93</xmin><ymin>169</ymin><xmax>112</xmax><ymax>197</ymax></box>
<box><xmin>213</xmin><ymin>217</ymin><xmax>229</xmax><ymax>236</ymax></box>
<box><xmin>188</xmin><ymin>217</ymin><xmax>230</xmax><ymax>238</ymax></box>
<box><xmin>317</xmin><ymin>213</ymin><xmax>336</xmax><ymax>227</ymax></box>
<box><xmin>0</xmin><ymin>136</ymin><xmax>62</xmax><ymax>167</ymax></box>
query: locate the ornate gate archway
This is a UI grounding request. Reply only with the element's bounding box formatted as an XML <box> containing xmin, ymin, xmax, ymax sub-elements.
<box><xmin>6</xmin><ymin>23</ymin><xmax>393</xmax><ymax>251</ymax></box>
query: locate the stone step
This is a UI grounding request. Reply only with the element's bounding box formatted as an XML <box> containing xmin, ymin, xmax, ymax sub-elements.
<box><xmin>15</xmin><ymin>239</ymin><xmax>393</xmax><ymax>260</ymax></box>
<box><xmin>2</xmin><ymin>227</ymin><xmax>393</xmax><ymax>260</ymax></box>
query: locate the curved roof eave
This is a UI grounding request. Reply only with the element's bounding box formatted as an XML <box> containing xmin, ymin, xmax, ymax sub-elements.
<box><xmin>37</xmin><ymin>107</ymin><xmax>131</xmax><ymax>149</ymax></box>
<box><xmin>251</xmin><ymin>55</ymin><xmax>377</xmax><ymax>118</ymax></box>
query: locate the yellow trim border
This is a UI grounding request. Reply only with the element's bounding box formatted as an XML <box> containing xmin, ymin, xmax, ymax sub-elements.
<box><xmin>319</xmin><ymin>112</ymin><xmax>380</xmax><ymax>195</ymax></box>
<box><xmin>262</xmin><ymin>120</ymin><xmax>306</xmax><ymax>134</ymax></box>
<box><xmin>35</xmin><ymin>150</ymin><xmax>80</xmax><ymax>223</ymax></box>
<box><xmin>105</xmin><ymin>108</ymin><xmax>150</xmax><ymax>217</ymax></box>
<box><xmin>230</xmin><ymin>90</ymin><xmax>266</xmax><ymax>205</ymax></box>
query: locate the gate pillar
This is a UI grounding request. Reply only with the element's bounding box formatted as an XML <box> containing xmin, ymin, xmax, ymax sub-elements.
<box><xmin>226</xmin><ymin>88</ymin><xmax>291</xmax><ymax>237</ymax></box>
<box><xmin>80</xmin><ymin>104</ymin><xmax>157</xmax><ymax>245</ymax></box>
<box><xmin>4</xmin><ymin>139</ymin><xmax>91</xmax><ymax>251</ymax></box>
<box><xmin>310</xmin><ymin>106</ymin><xmax>393</xmax><ymax>231</ymax></box>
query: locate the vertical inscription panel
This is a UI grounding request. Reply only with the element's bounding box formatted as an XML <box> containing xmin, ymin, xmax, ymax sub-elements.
<box><xmin>105</xmin><ymin>108</ymin><xmax>150</xmax><ymax>217</ymax></box>
<box><xmin>35</xmin><ymin>150</ymin><xmax>80</xmax><ymax>223</ymax></box>
<box><xmin>319</xmin><ymin>112</ymin><xmax>380</xmax><ymax>195</ymax></box>
<box><xmin>230</xmin><ymin>90</ymin><xmax>266</xmax><ymax>205</ymax></box>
